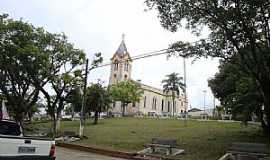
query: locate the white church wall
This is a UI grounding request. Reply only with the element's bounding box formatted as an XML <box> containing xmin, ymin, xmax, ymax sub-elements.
<box><xmin>108</xmin><ymin>36</ymin><xmax>187</xmax><ymax>117</ymax></box>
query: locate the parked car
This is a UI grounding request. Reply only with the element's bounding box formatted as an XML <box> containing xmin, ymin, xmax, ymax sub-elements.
<box><xmin>0</xmin><ymin>119</ymin><xmax>56</xmax><ymax>160</ymax></box>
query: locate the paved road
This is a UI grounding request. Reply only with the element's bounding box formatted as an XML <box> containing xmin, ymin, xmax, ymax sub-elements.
<box><xmin>56</xmin><ymin>147</ymin><xmax>125</xmax><ymax>160</ymax></box>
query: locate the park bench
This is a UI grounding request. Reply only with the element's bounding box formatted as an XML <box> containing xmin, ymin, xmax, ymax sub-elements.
<box><xmin>227</xmin><ymin>142</ymin><xmax>269</xmax><ymax>160</ymax></box>
<box><xmin>62</xmin><ymin>131</ymin><xmax>80</xmax><ymax>142</ymax></box>
<box><xmin>63</xmin><ymin>131</ymin><xmax>77</xmax><ymax>138</ymax></box>
<box><xmin>145</xmin><ymin>138</ymin><xmax>177</xmax><ymax>155</ymax></box>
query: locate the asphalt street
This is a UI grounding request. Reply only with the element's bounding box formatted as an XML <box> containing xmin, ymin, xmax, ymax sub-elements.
<box><xmin>56</xmin><ymin>147</ymin><xmax>125</xmax><ymax>160</ymax></box>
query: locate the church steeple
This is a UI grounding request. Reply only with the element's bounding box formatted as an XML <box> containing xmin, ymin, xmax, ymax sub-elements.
<box><xmin>112</xmin><ymin>34</ymin><xmax>130</xmax><ymax>59</ymax></box>
<box><xmin>109</xmin><ymin>34</ymin><xmax>132</xmax><ymax>85</ymax></box>
<box><xmin>115</xmin><ymin>34</ymin><xmax>128</xmax><ymax>56</ymax></box>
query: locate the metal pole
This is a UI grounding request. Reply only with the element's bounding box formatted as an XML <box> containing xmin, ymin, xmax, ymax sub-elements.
<box><xmin>79</xmin><ymin>59</ymin><xmax>89</xmax><ymax>137</ymax></box>
<box><xmin>203</xmin><ymin>90</ymin><xmax>206</xmax><ymax>116</ymax></box>
<box><xmin>213</xmin><ymin>94</ymin><xmax>216</xmax><ymax>118</ymax></box>
<box><xmin>183</xmin><ymin>57</ymin><xmax>187</xmax><ymax>126</ymax></box>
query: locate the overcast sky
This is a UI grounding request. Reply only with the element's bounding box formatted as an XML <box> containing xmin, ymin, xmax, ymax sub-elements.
<box><xmin>1</xmin><ymin>0</ymin><xmax>220</xmax><ymax>109</ymax></box>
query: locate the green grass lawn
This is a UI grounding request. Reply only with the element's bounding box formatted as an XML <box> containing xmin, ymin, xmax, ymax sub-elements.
<box><xmin>32</xmin><ymin>118</ymin><xmax>270</xmax><ymax>160</ymax></box>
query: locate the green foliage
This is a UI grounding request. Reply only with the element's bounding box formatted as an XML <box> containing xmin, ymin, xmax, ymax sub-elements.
<box><xmin>145</xmin><ymin>0</ymin><xmax>270</xmax><ymax>133</ymax></box>
<box><xmin>162</xmin><ymin>72</ymin><xmax>184</xmax><ymax>116</ymax></box>
<box><xmin>29</xmin><ymin>118</ymin><xmax>270</xmax><ymax>160</ymax></box>
<box><xmin>86</xmin><ymin>83</ymin><xmax>111</xmax><ymax>113</ymax></box>
<box><xmin>145</xmin><ymin>0</ymin><xmax>270</xmax><ymax>58</ymax></box>
<box><xmin>64</xmin><ymin>105</ymin><xmax>73</xmax><ymax>115</ymax></box>
<box><xmin>90</xmin><ymin>52</ymin><xmax>103</xmax><ymax>70</ymax></box>
<box><xmin>162</xmin><ymin>72</ymin><xmax>184</xmax><ymax>95</ymax></box>
<box><xmin>25</xmin><ymin>27</ymin><xmax>86</xmax><ymax>135</ymax></box>
<box><xmin>109</xmin><ymin>80</ymin><xmax>143</xmax><ymax>116</ymax></box>
<box><xmin>208</xmin><ymin>56</ymin><xmax>263</xmax><ymax>122</ymax></box>
<box><xmin>0</xmin><ymin>14</ymin><xmax>42</xmax><ymax>123</ymax></box>
<box><xmin>85</xmin><ymin>82</ymin><xmax>111</xmax><ymax>124</ymax></box>
<box><xmin>66</xmin><ymin>88</ymin><xmax>82</xmax><ymax>113</ymax></box>
<box><xmin>0</xmin><ymin>14</ymin><xmax>104</xmax><ymax>135</ymax></box>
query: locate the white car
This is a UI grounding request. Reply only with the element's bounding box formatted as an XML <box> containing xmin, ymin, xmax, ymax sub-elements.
<box><xmin>0</xmin><ymin>120</ymin><xmax>56</xmax><ymax>160</ymax></box>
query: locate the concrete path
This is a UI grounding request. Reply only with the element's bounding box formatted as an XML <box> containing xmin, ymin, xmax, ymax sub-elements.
<box><xmin>56</xmin><ymin>147</ymin><xmax>126</xmax><ymax>160</ymax></box>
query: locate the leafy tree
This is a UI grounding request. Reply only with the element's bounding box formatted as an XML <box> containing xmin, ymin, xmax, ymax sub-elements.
<box><xmin>145</xmin><ymin>0</ymin><xmax>270</xmax><ymax>133</ymax></box>
<box><xmin>162</xmin><ymin>72</ymin><xmax>184</xmax><ymax>116</ymax></box>
<box><xmin>215</xmin><ymin>105</ymin><xmax>225</xmax><ymax>119</ymax></box>
<box><xmin>0</xmin><ymin>14</ymin><xmax>104</xmax><ymax>135</ymax></box>
<box><xmin>64</xmin><ymin>105</ymin><xmax>73</xmax><ymax>116</ymax></box>
<box><xmin>27</xmin><ymin>104</ymin><xmax>40</xmax><ymax>122</ymax></box>
<box><xmin>66</xmin><ymin>88</ymin><xmax>82</xmax><ymax>119</ymax></box>
<box><xmin>208</xmin><ymin>56</ymin><xmax>263</xmax><ymax>123</ymax></box>
<box><xmin>109</xmin><ymin>80</ymin><xmax>143</xmax><ymax>116</ymax></box>
<box><xmin>85</xmin><ymin>82</ymin><xmax>111</xmax><ymax>125</ymax></box>
<box><xmin>0</xmin><ymin>14</ymin><xmax>43</xmax><ymax>127</ymax></box>
<box><xmin>27</xmin><ymin>31</ymin><xmax>86</xmax><ymax>135</ymax></box>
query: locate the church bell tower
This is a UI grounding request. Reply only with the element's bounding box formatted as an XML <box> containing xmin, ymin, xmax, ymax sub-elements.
<box><xmin>109</xmin><ymin>34</ymin><xmax>132</xmax><ymax>85</ymax></box>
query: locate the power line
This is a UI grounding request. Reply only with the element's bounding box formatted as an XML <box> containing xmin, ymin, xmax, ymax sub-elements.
<box><xmin>90</xmin><ymin>48</ymin><xmax>171</xmax><ymax>70</ymax></box>
<box><xmin>89</xmin><ymin>37</ymin><xmax>212</xmax><ymax>71</ymax></box>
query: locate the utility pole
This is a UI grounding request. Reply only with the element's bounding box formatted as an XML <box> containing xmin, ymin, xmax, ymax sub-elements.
<box><xmin>183</xmin><ymin>57</ymin><xmax>187</xmax><ymax>126</ymax></box>
<box><xmin>203</xmin><ymin>90</ymin><xmax>207</xmax><ymax>116</ymax></box>
<box><xmin>79</xmin><ymin>59</ymin><xmax>89</xmax><ymax>137</ymax></box>
<box><xmin>213</xmin><ymin>94</ymin><xmax>216</xmax><ymax>118</ymax></box>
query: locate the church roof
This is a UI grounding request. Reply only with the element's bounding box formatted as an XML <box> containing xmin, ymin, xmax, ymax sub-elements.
<box><xmin>112</xmin><ymin>34</ymin><xmax>131</xmax><ymax>60</ymax></box>
<box><xmin>115</xmin><ymin>38</ymin><xmax>128</xmax><ymax>56</ymax></box>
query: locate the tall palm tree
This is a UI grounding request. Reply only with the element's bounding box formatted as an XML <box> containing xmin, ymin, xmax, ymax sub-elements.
<box><xmin>162</xmin><ymin>72</ymin><xmax>185</xmax><ymax>116</ymax></box>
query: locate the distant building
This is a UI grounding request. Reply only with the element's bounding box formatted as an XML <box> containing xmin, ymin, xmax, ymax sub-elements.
<box><xmin>188</xmin><ymin>108</ymin><xmax>202</xmax><ymax>112</ymax></box>
<box><xmin>188</xmin><ymin>108</ymin><xmax>215</xmax><ymax>118</ymax></box>
<box><xmin>109</xmin><ymin>35</ymin><xmax>186</xmax><ymax>116</ymax></box>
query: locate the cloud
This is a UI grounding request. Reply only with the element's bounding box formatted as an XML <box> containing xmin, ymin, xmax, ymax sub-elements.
<box><xmin>0</xmin><ymin>0</ymin><xmax>220</xmax><ymax>109</ymax></box>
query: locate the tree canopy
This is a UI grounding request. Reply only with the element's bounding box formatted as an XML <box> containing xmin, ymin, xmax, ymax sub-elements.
<box><xmin>146</xmin><ymin>0</ymin><xmax>270</xmax><ymax>133</ymax></box>
<box><xmin>0</xmin><ymin>14</ymin><xmax>103</xmax><ymax>135</ymax></box>
<box><xmin>0</xmin><ymin>14</ymin><xmax>44</xmax><ymax>124</ymax></box>
<box><xmin>85</xmin><ymin>82</ymin><xmax>111</xmax><ymax>124</ymax></box>
<box><xmin>162</xmin><ymin>72</ymin><xmax>184</xmax><ymax>116</ymax></box>
<box><xmin>208</xmin><ymin>56</ymin><xmax>263</xmax><ymax>122</ymax></box>
<box><xmin>109</xmin><ymin>80</ymin><xmax>143</xmax><ymax>116</ymax></box>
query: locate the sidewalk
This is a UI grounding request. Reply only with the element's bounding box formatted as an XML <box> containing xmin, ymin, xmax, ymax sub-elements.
<box><xmin>57</xmin><ymin>147</ymin><xmax>126</xmax><ymax>160</ymax></box>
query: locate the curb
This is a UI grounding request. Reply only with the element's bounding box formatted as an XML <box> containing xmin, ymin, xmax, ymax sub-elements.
<box><xmin>56</xmin><ymin>142</ymin><xmax>159</xmax><ymax>160</ymax></box>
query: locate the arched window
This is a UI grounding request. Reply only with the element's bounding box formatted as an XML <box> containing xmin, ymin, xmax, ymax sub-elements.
<box><xmin>152</xmin><ymin>97</ymin><xmax>157</xmax><ymax>110</ymax></box>
<box><xmin>114</xmin><ymin>60</ymin><xmax>119</xmax><ymax>70</ymax></box>
<box><xmin>168</xmin><ymin>101</ymin><xmax>171</xmax><ymax>112</ymax></box>
<box><xmin>144</xmin><ymin>96</ymin><xmax>146</xmax><ymax>108</ymax></box>
<box><xmin>124</xmin><ymin>62</ymin><xmax>129</xmax><ymax>71</ymax></box>
<box><xmin>174</xmin><ymin>101</ymin><xmax>176</xmax><ymax>113</ymax></box>
<box><xmin>161</xmin><ymin>99</ymin><xmax>164</xmax><ymax>111</ymax></box>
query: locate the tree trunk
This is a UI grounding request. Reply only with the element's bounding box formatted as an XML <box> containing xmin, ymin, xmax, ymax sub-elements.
<box><xmin>15</xmin><ymin>112</ymin><xmax>24</xmax><ymax>136</ymax></box>
<box><xmin>263</xmin><ymin>107</ymin><xmax>270</xmax><ymax>134</ymax></box>
<box><xmin>93</xmin><ymin>111</ymin><xmax>99</xmax><ymax>125</ymax></box>
<box><xmin>121</xmin><ymin>102</ymin><xmax>126</xmax><ymax>117</ymax></box>
<box><xmin>172</xmin><ymin>96</ymin><xmax>175</xmax><ymax>117</ymax></box>
<box><xmin>56</xmin><ymin>114</ymin><xmax>61</xmax><ymax>134</ymax></box>
<box><xmin>28</xmin><ymin>112</ymin><xmax>32</xmax><ymax>123</ymax></box>
<box><xmin>71</xmin><ymin>105</ymin><xmax>75</xmax><ymax>121</ymax></box>
<box><xmin>51</xmin><ymin>114</ymin><xmax>57</xmax><ymax>137</ymax></box>
<box><xmin>258</xmin><ymin>78</ymin><xmax>270</xmax><ymax>134</ymax></box>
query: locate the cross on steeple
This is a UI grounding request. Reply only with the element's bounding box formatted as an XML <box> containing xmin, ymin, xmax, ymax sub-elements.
<box><xmin>115</xmin><ymin>34</ymin><xmax>128</xmax><ymax>55</ymax></box>
<box><xmin>122</xmin><ymin>33</ymin><xmax>125</xmax><ymax>42</ymax></box>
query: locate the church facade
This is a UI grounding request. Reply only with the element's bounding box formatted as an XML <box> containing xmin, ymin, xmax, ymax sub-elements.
<box><xmin>109</xmin><ymin>36</ymin><xmax>187</xmax><ymax>116</ymax></box>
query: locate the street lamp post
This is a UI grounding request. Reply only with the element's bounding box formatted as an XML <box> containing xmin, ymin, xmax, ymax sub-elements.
<box><xmin>203</xmin><ymin>90</ymin><xmax>207</xmax><ymax>117</ymax></box>
<box><xmin>79</xmin><ymin>59</ymin><xmax>89</xmax><ymax>137</ymax></box>
<box><xmin>213</xmin><ymin>93</ymin><xmax>216</xmax><ymax>118</ymax></box>
<box><xmin>183</xmin><ymin>57</ymin><xmax>187</xmax><ymax>126</ymax></box>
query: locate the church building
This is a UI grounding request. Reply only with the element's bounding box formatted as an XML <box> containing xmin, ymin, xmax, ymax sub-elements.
<box><xmin>109</xmin><ymin>35</ymin><xmax>187</xmax><ymax>116</ymax></box>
